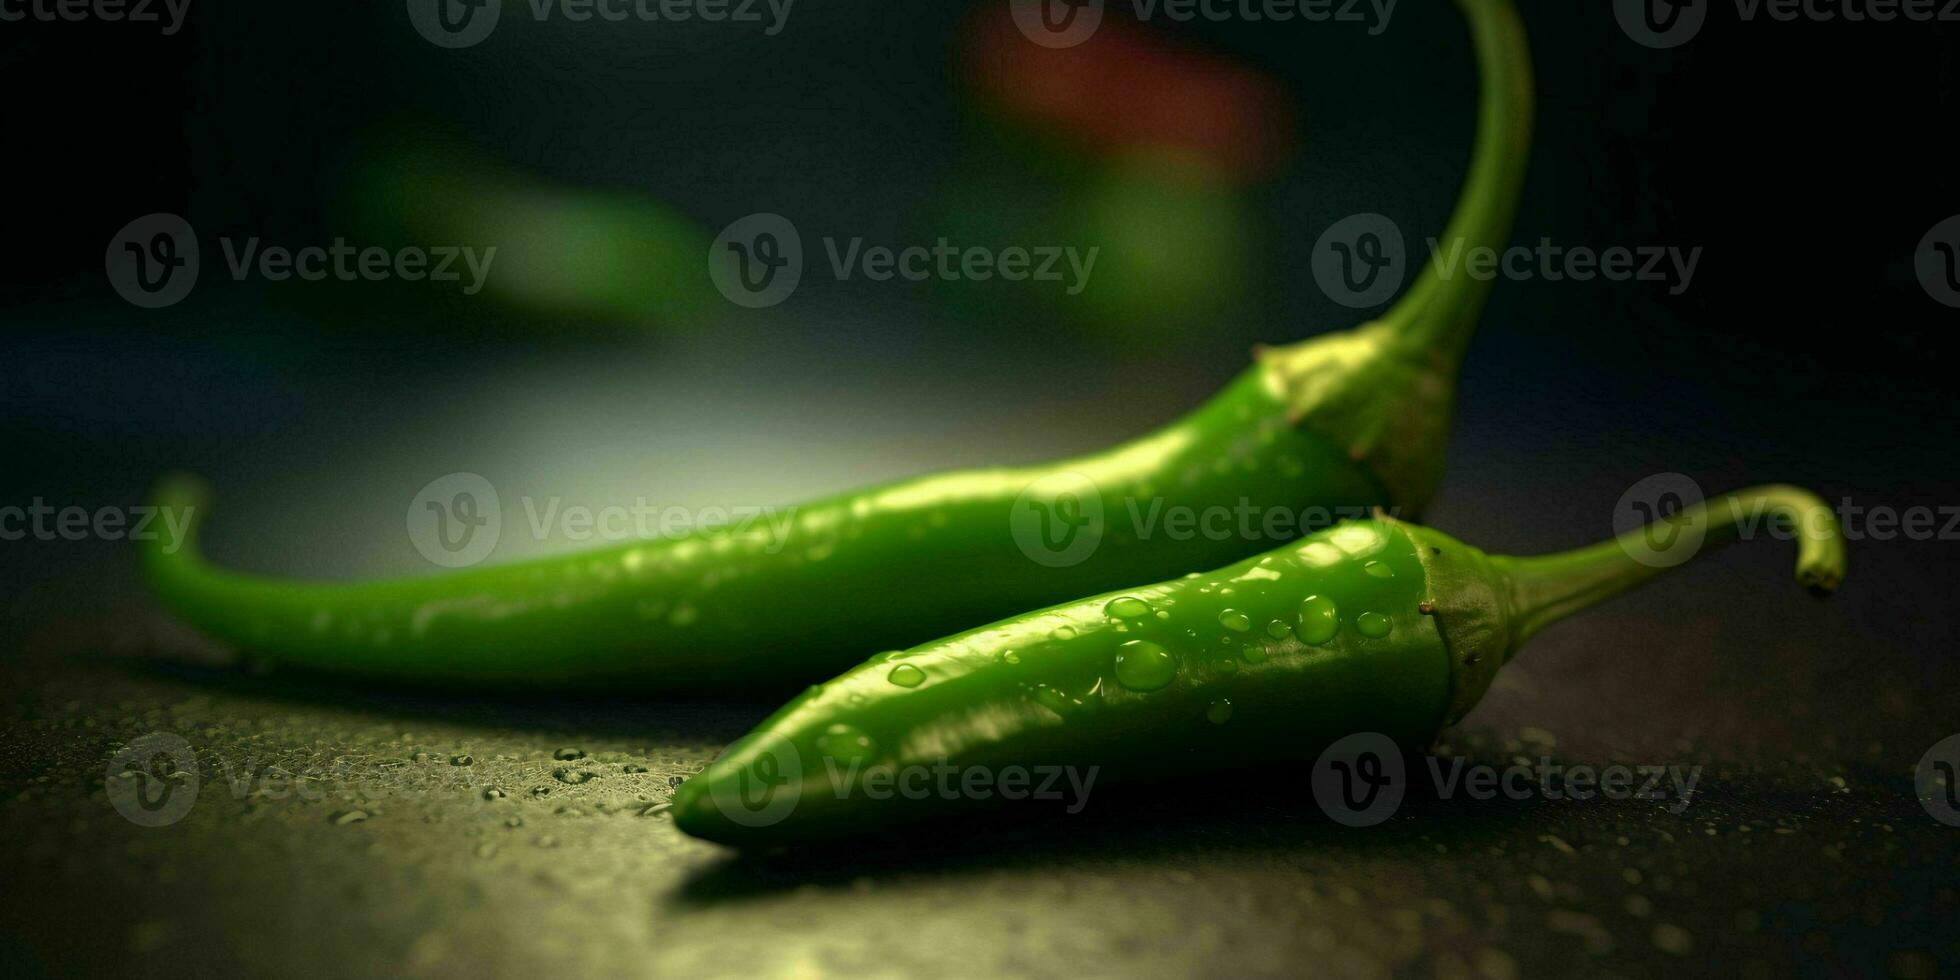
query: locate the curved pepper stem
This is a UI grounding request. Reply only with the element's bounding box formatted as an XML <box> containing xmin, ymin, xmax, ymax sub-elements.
<box><xmin>1492</xmin><ymin>485</ymin><xmax>1848</xmax><ymax>652</ymax></box>
<box><xmin>1253</xmin><ymin>0</ymin><xmax>1533</xmax><ymax>515</ymax></box>
<box><xmin>1381</xmin><ymin>0</ymin><xmax>1535</xmax><ymax>367</ymax></box>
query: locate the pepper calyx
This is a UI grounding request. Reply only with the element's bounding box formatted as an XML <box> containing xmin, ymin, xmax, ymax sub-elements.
<box><xmin>1397</xmin><ymin>521</ymin><xmax>1510</xmax><ymax>730</ymax></box>
<box><xmin>1257</xmin><ymin>324</ymin><xmax>1457</xmax><ymax>517</ymax></box>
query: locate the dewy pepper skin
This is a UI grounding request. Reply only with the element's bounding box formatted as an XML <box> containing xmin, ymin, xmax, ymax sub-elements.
<box><xmin>672</xmin><ymin>486</ymin><xmax>1845</xmax><ymax>844</ymax></box>
<box><xmin>139</xmin><ymin>0</ymin><xmax>1532</xmax><ymax>690</ymax></box>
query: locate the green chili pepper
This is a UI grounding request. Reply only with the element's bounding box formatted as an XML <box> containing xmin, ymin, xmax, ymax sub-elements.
<box><xmin>138</xmin><ymin>0</ymin><xmax>1532</xmax><ymax>690</ymax></box>
<box><xmin>671</xmin><ymin>486</ymin><xmax>1845</xmax><ymax>844</ymax></box>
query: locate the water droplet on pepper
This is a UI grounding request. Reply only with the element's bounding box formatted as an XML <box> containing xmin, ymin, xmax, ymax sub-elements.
<box><xmin>1113</xmin><ymin>640</ymin><xmax>1176</xmax><ymax>691</ymax></box>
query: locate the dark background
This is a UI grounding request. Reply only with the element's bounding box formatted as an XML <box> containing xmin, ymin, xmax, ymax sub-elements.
<box><xmin>2</xmin><ymin>1</ymin><xmax>1957</xmax><ymax>976</ymax></box>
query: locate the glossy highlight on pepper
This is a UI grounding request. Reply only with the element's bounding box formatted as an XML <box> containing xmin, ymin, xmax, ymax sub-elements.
<box><xmin>672</xmin><ymin>486</ymin><xmax>1846</xmax><ymax>844</ymax></box>
<box><xmin>138</xmin><ymin>0</ymin><xmax>1533</xmax><ymax>690</ymax></box>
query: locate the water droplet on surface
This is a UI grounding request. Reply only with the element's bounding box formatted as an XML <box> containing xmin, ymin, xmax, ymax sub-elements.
<box><xmin>1363</xmin><ymin>560</ymin><xmax>1395</xmax><ymax>579</ymax></box>
<box><xmin>529</xmin><ymin>787</ymin><xmax>551</xmax><ymax>797</ymax></box>
<box><xmin>482</xmin><ymin>787</ymin><xmax>506</xmax><ymax>801</ymax></box>
<box><xmin>1218</xmin><ymin>609</ymin><xmax>1252</xmax><ymax>632</ymax></box>
<box><xmin>553</xmin><ymin>747</ymin><xmax>585</xmax><ymax>761</ymax></box>
<box><xmin>1104</xmin><ymin>596</ymin><xmax>1152</xmax><ymax>620</ymax></box>
<box><xmin>818</xmin><ymin>723</ymin><xmax>878</xmax><ymax>763</ymax></box>
<box><xmin>1356</xmin><ymin>611</ymin><xmax>1392</xmax><ymax>638</ymax></box>
<box><xmin>1207</xmin><ymin>699</ymin><xmax>1235</xmax><ymax>724</ymax></box>
<box><xmin>450</xmin><ymin>754</ymin><xmax>474</xmax><ymax>767</ymax></box>
<box><xmin>330</xmin><ymin>809</ymin><xmax>369</xmax><ymax>826</ymax></box>
<box><xmin>1298</xmin><ymin>595</ymin><xmax>1339</xmax><ymax>645</ymax></box>
<box><xmin>1049</xmin><ymin>626</ymin><xmax>1078</xmax><ymax>642</ymax></box>
<box><xmin>622</xmin><ymin>764</ymin><xmax>649</xmax><ymax>774</ymax></box>
<box><xmin>998</xmin><ymin>650</ymin><xmax>1022</xmax><ymax>665</ymax></box>
<box><xmin>553</xmin><ymin>768</ymin><xmax>596</xmax><ymax>785</ymax></box>
<box><xmin>1114</xmin><ymin>640</ymin><xmax>1176</xmax><ymax>691</ymax></box>
<box><xmin>1242</xmin><ymin>645</ymin><xmax>1267</xmax><ymax>664</ymax></box>
<box><xmin>887</xmin><ymin>664</ymin><xmax>926</xmax><ymax>688</ymax></box>
<box><xmin>1266</xmin><ymin>620</ymin><xmax>1293</xmax><ymax>639</ymax></box>
<box><xmin>1213</xmin><ymin>654</ymin><xmax>1240</xmax><ymax>676</ymax></box>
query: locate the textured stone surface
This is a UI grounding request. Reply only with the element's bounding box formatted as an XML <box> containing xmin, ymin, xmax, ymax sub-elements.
<box><xmin>1</xmin><ymin>650</ymin><xmax>1953</xmax><ymax>979</ymax></box>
